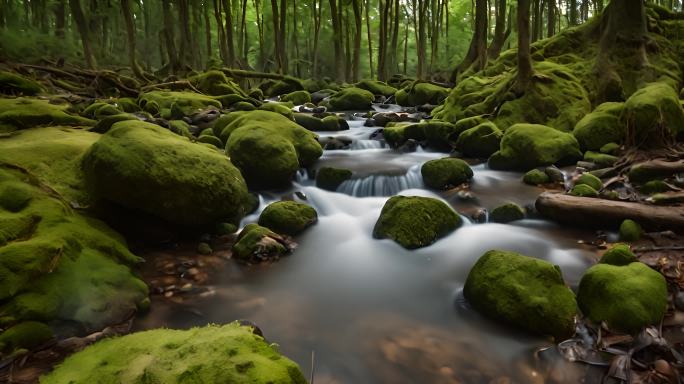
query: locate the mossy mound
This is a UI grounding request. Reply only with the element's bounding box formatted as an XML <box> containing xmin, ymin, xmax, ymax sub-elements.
<box><xmin>454</xmin><ymin>122</ymin><xmax>503</xmax><ymax>158</ymax></box>
<box><xmin>82</xmin><ymin>120</ymin><xmax>250</xmax><ymax>227</ymax></box>
<box><xmin>523</xmin><ymin>169</ymin><xmax>550</xmax><ymax>185</ymax></box>
<box><xmin>0</xmin><ymin>98</ymin><xmax>93</xmax><ymax>133</ymax></box>
<box><xmin>619</xmin><ymin>219</ymin><xmax>642</xmax><ymax>242</ymax></box>
<box><xmin>487</xmin><ymin>124</ymin><xmax>582</xmax><ymax>171</ymax></box>
<box><xmin>327</xmin><ymin>87</ymin><xmax>374</xmax><ymax>111</ymax></box>
<box><xmin>219</xmin><ymin>111</ymin><xmax>322</xmax><ymax>188</ymax></box>
<box><xmin>584</xmin><ymin>151</ymin><xmax>617</xmax><ymax>167</ymax></box>
<box><xmin>233</xmin><ymin>224</ymin><xmax>292</xmax><ymax>262</ymax></box>
<box><xmin>281</xmin><ymin>90</ymin><xmax>312</xmax><ymax>105</ymax></box>
<box><xmin>138</xmin><ymin>91</ymin><xmax>221</xmax><ymax>118</ymax></box>
<box><xmin>0</xmin><ymin>166</ymin><xmax>147</xmax><ymax>334</ymax></box>
<box><xmin>600</xmin><ymin>142</ymin><xmax>620</xmax><ymax>155</ymax></box>
<box><xmin>620</xmin><ymin>82</ymin><xmax>684</xmax><ymax>147</ymax></box>
<box><xmin>41</xmin><ymin>323</ymin><xmax>307</xmax><ymax>384</ymax></box>
<box><xmin>577</xmin><ymin>262</ymin><xmax>667</xmax><ymax>333</ymax></box>
<box><xmin>316</xmin><ymin>167</ymin><xmax>352</xmax><ymax>191</ymax></box>
<box><xmin>0</xmin><ymin>71</ymin><xmax>43</xmax><ymax>95</ymax></box>
<box><xmin>569</xmin><ymin>184</ymin><xmax>598</xmax><ymax>197</ymax></box>
<box><xmin>421</xmin><ymin>158</ymin><xmax>473</xmax><ymax>190</ymax></box>
<box><xmin>263</xmin><ymin>78</ymin><xmax>304</xmax><ymax>97</ymax></box>
<box><xmin>383</xmin><ymin>120</ymin><xmax>461</xmax><ymax>150</ymax></box>
<box><xmin>489</xmin><ymin>202</ymin><xmax>525</xmax><ymax>223</ymax></box>
<box><xmin>640</xmin><ymin>180</ymin><xmax>670</xmax><ymax>194</ymax></box>
<box><xmin>82</xmin><ymin>102</ymin><xmax>123</xmax><ymax>119</ymax></box>
<box><xmin>0</xmin><ymin>321</ymin><xmax>53</xmax><ymax>355</ymax></box>
<box><xmin>197</xmin><ymin>134</ymin><xmax>224</xmax><ymax>149</ymax></box>
<box><xmin>258</xmin><ymin>201</ymin><xmax>318</xmax><ymax>236</ymax></box>
<box><xmin>599</xmin><ymin>243</ymin><xmax>637</xmax><ymax>266</ymax></box>
<box><xmin>355</xmin><ymin>79</ymin><xmax>398</xmax><ymax>97</ymax></box>
<box><xmin>257</xmin><ymin>102</ymin><xmax>295</xmax><ymax>120</ymax></box>
<box><xmin>372</xmin><ymin>195</ymin><xmax>461</xmax><ymax>249</ymax></box>
<box><xmin>395</xmin><ymin>82</ymin><xmax>449</xmax><ymax>106</ymax></box>
<box><xmin>576</xmin><ymin>173</ymin><xmax>603</xmax><ymax>191</ymax></box>
<box><xmin>464</xmin><ymin>250</ymin><xmax>577</xmax><ymax>340</ymax></box>
<box><xmin>572</xmin><ymin>102</ymin><xmax>625</xmax><ymax>150</ymax></box>
<box><xmin>188</xmin><ymin>70</ymin><xmax>246</xmax><ymax>96</ymax></box>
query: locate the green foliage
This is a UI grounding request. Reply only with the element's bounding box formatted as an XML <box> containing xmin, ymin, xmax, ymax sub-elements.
<box><xmin>420</xmin><ymin>157</ymin><xmax>473</xmax><ymax>190</ymax></box>
<box><xmin>258</xmin><ymin>201</ymin><xmax>318</xmax><ymax>236</ymax></box>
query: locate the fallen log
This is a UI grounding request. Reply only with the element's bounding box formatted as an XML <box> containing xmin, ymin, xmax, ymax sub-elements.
<box><xmin>535</xmin><ymin>192</ymin><xmax>684</xmax><ymax>230</ymax></box>
<box><xmin>628</xmin><ymin>159</ymin><xmax>684</xmax><ymax>183</ymax></box>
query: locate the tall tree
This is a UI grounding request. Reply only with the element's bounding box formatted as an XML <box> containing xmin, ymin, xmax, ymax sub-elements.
<box><xmin>121</xmin><ymin>0</ymin><xmax>145</xmax><ymax>78</ymax></box>
<box><xmin>69</xmin><ymin>0</ymin><xmax>96</xmax><ymax>68</ymax></box>
<box><xmin>517</xmin><ymin>0</ymin><xmax>533</xmax><ymax>90</ymax></box>
<box><xmin>451</xmin><ymin>0</ymin><xmax>488</xmax><ymax>82</ymax></box>
<box><xmin>487</xmin><ymin>0</ymin><xmax>509</xmax><ymax>59</ymax></box>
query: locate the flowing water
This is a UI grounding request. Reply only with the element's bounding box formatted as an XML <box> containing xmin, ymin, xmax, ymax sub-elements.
<box><xmin>135</xmin><ymin>109</ymin><xmax>600</xmax><ymax>383</ymax></box>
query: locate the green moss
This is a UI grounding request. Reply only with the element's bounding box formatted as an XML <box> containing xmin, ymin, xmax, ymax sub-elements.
<box><xmin>628</xmin><ymin>162</ymin><xmax>677</xmax><ymax>183</ymax></box>
<box><xmin>383</xmin><ymin>120</ymin><xmax>461</xmax><ymax>150</ymax></box>
<box><xmin>619</xmin><ymin>219</ymin><xmax>642</xmax><ymax>242</ymax></box>
<box><xmin>264</xmin><ymin>78</ymin><xmax>304</xmax><ymax>97</ymax></box>
<box><xmin>233</xmin><ymin>224</ymin><xmax>289</xmax><ymax>261</ymax></box>
<box><xmin>0</xmin><ymin>167</ymin><xmax>147</xmax><ymax>331</ymax></box>
<box><xmin>167</xmin><ymin>120</ymin><xmax>193</xmax><ymax>139</ymax></box>
<box><xmin>487</xmin><ymin>124</ymin><xmax>582</xmax><ymax>171</ymax></box>
<box><xmin>599</xmin><ymin>243</ymin><xmax>637</xmax><ymax>266</ymax></box>
<box><xmin>0</xmin><ymin>71</ymin><xmax>43</xmax><ymax>95</ymax></box>
<box><xmin>221</xmin><ymin>111</ymin><xmax>322</xmax><ymax>189</ymax></box>
<box><xmin>421</xmin><ymin>158</ymin><xmax>473</xmax><ymax>190</ymax></box>
<box><xmin>90</xmin><ymin>113</ymin><xmax>138</xmax><ymax>134</ymax></box>
<box><xmin>576</xmin><ymin>173</ymin><xmax>602</xmax><ymax>191</ymax></box>
<box><xmin>328</xmin><ymin>87</ymin><xmax>374</xmax><ymax>111</ymax></box>
<box><xmin>316</xmin><ymin>167</ymin><xmax>352</xmax><ymax>191</ymax></box>
<box><xmin>577</xmin><ymin>262</ymin><xmax>666</xmax><ymax>333</ymax></box>
<box><xmin>584</xmin><ymin>151</ymin><xmax>617</xmax><ymax>167</ymax></box>
<box><xmin>82</xmin><ymin>120</ymin><xmax>250</xmax><ymax>226</ymax></box>
<box><xmin>258</xmin><ymin>102</ymin><xmax>295</xmax><ymax>120</ymax></box>
<box><xmin>258</xmin><ymin>201</ymin><xmax>318</xmax><ymax>236</ymax></box>
<box><xmin>197</xmin><ymin>135</ymin><xmax>224</xmax><ymax>149</ymax></box>
<box><xmin>640</xmin><ymin>180</ymin><xmax>670</xmax><ymax>194</ymax></box>
<box><xmin>294</xmin><ymin>113</ymin><xmax>325</xmax><ymax>131</ymax></box>
<box><xmin>489</xmin><ymin>202</ymin><xmax>525</xmax><ymax>223</ymax></box>
<box><xmin>215</xmin><ymin>222</ymin><xmax>238</xmax><ymax>235</ymax></box>
<box><xmin>197</xmin><ymin>242</ymin><xmax>212</xmax><ymax>255</ymax></box>
<box><xmin>138</xmin><ymin>91</ymin><xmax>221</xmax><ymax>118</ymax></box>
<box><xmin>569</xmin><ymin>184</ymin><xmax>598</xmax><ymax>197</ymax></box>
<box><xmin>620</xmin><ymin>82</ymin><xmax>684</xmax><ymax>147</ymax></box>
<box><xmin>233</xmin><ymin>101</ymin><xmax>257</xmax><ymax>111</ymax></box>
<box><xmin>454</xmin><ymin>122</ymin><xmax>503</xmax><ymax>158</ymax></box>
<box><xmin>572</xmin><ymin>103</ymin><xmax>625</xmax><ymax>151</ymax></box>
<box><xmin>600</xmin><ymin>142</ymin><xmax>620</xmax><ymax>155</ymax></box>
<box><xmin>372</xmin><ymin>195</ymin><xmax>461</xmax><ymax>249</ymax></box>
<box><xmin>523</xmin><ymin>169</ymin><xmax>550</xmax><ymax>185</ymax></box>
<box><xmin>188</xmin><ymin>70</ymin><xmax>246</xmax><ymax>96</ymax></box>
<box><xmin>0</xmin><ymin>98</ymin><xmax>93</xmax><ymax>133</ymax></box>
<box><xmin>281</xmin><ymin>90</ymin><xmax>311</xmax><ymax>105</ymax></box>
<box><xmin>41</xmin><ymin>323</ymin><xmax>307</xmax><ymax>384</ymax></box>
<box><xmin>463</xmin><ymin>250</ymin><xmax>577</xmax><ymax>340</ymax></box>
<box><xmin>355</xmin><ymin>79</ymin><xmax>397</xmax><ymax>97</ymax></box>
<box><xmin>0</xmin><ymin>183</ymin><xmax>33</xmax><ymax>213</ymax></box>
<box><xmin>249</xmin><ymin>88</ymin><xmax>264</xmax><ymax>100</ymax></box>
<box><xmin>395</xmin><ymin>82</ymin><xmax>449</xmax><ymax>106</ymax></box>
<box><xmin>115</xmin><ymin>98</ymin><xmax>140</xmax><ymax>113</ymax></box>
<box><xmin>0</xmin><ymin>321</ymin><xmax>53</xmax><ymax>355</ymax></box>
<box><xmin>321</xmin><ymin>115</ymin><xmax>347</xmax><ymax>131</ymax></box>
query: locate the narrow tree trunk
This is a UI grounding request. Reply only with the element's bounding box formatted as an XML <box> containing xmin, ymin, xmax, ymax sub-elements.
<box><xmin>203</xmin><ymin>2</ymin><xmax>212</xmax><ymax>62</ymax></box>
<box><xmin>547</xmin><ymin>0</ymin><xmax>555</xmax><ymax>37</ymax></box>
<box><xmin>329</xmin><ymin>0</ymin><xmax>345</xmax><ymax>81</ymax></box>
<box><xmin>69</xmin><ymin>0</ymin><xmax>96</xmax><ymax>68</ymax></box>
<box><xmin>311</xmin><ymin>0</ymin><xmax>322</xmax><ymax>77</ymax></box>
<box><xmin>223</xmin><ymin>0</ymin><xmax>236</xmax><ymax>66</ymax></box>
<box><xmin>487</xmin><ymin>0</ymin><xmax>508</xmax><ymax>58</ymax></box>
<box><xmin>517</xmin><ymin>0</ymin><xmax>533</xmax><ymax>90</ymax></box>
<box><xmin>253</xmin><ymin>0</ymin><xmax>265</xmax><ymax>70</ymax></box>
<box><xmin>450</xmin><ymin>0</ymin><xmax>487</xmax><ymax>82</ymax></box>
<box><xmin>365</xmin><ymin>0</ymin><xmax>374</xmax><ymax>78</ymax></box>
<box><xmin>54</xmin><ymin>0</ymin><xmax>66</xmax><ymax>37</ymax></box>
<box><xmin>377</xmin><ymin>0</ymin><xmax>389</xmax><ymax>80</ymax></box>
<box><xmin>569</xmin><ymin>0</ymin><xmax>577</xmax><ymax>24</ymax></box>
<box><xmin>162</xmin><ymin>0</ymin><xmax>180</xmax><ymax>72</ymax></box>
<box><xmin>121</xmin><ymin>0</ymin><xmax>145</xmax><ymax>78</ymax></box>
<box><xmin>351</xmin><ymin>0</ymin><xmax>362</xmax><ymax>82</ymax></box>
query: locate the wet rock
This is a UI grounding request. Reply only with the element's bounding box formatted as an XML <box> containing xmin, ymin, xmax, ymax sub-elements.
<box><xmin>318</xmin><ymin>136</ymin><xmax>352</xmax><ymax>150</ymax></box>
<box><xmin>523</xmin><ymin>169</ymin><xmax>550</xmax><ymax>185</ymax></box>
<box><xmin>490</xmin><ymin>202</ymin><xmax>525</xmax><ymax>223</ymax></box>
<box><xmin>233</xmin><ymin>224</ymin><xmax>296</xmax><ymax>262</ymax></box>
<box><xmin>327</xmin><ymin>87</ymin><xmax>374</xmax><ymax>111</ymax></box>
<box><xmin>397</xmin><ymin>138</ymin><xmax>419</xmax><ymax>153</ymax></box>
<box><xmin>575</xmin><ymin>173</ymin><xmax>603</xmax><ymax>191</ymax></box>
<box><xmin>599</xmin><ymin>243</ymin><xmax>637</xmax><ymax>266</ymax></box>
<box><xmin>471</xmin><ymin>209</ymin><xmax>488</xmax><ymax>223</ymax></box>
<box><xmin>545</xmin><ymin>166</ymin><xmax>565</xmax><ymax>183</ymax></box>
<box><xmin>619</xmin><ymin>219</ymin><xmax>642</xmax><ymax>242</ymax></box>
<box><xmin>316</xmin><ymin>167</ymin><xmax>353</xmax><ymax>191</ymax></box>
<box><xmin>258</xmin><ymin>201</ymin><xmax>318</xmax><ymax>236</ymax></box>
<box><xmin>421</xmin><ymin>158</ymin><xmax>473</xmax><ymax>190</ymax></box>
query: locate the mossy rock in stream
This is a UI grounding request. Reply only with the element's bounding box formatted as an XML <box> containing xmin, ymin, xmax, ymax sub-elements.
<box><xmin>523</xmin><ymin>169</ymin><xmax>550</xmax><ymax>185</ymax></box>
<box><xmin>257</xmin><ymin>102</ymin><xmax>295</xmax><ymax>120</ymax></box>
<box><xmin>463</xmin><ymin>250</ymin><xmax>577</xmax><ymax>340</ymax></box>
<box><xmin>0</xmin><ymin>71</ymin><xmax>43</xmax><ymax>95</ymax></box>
<box><xmin>373</xmin><ymin>195</ymin><xmax>461</xmax><ymax>249</ymax></box>
<box><xmin>599</xmin><ymin>243</ymin><xmax>637</xmax><ymax>266</ymax></box>
<box><xmin>82</xmin><ymin>102</ymin><xmax>122</xmax><ymax>119</ymax></box>
<box><xmin>258</xmin><ymin>201</ymin><xmax>318</xmax><ymax>236</ymax></box>
<box><xmin>0</xmin><ymin>166</ymin><xmax>147</xmax><ymax>340</ymax></box>
<box><xmin>138</xmin><ymin>91</ymin><xmax>221</xmax><ymax>118</ymax></box>
<box><xmin>575</xmin><ymin>173</ymin><xmax>603</xmax><ymax>191</ymax></box>
<box><xmin>572</xmin><ymin>102</ymin><xmax>625</xmax><ymax>151</ymax></box>
<box><xmin>620</xmin><ymin>82</ymin><xmax>684</xmax><ymax>147</ymax></box>
<box><xmin>421</xmin><ymin>158</ymin><xmax>473</xmax><ymax>190</ymax></box>
<box><xmin>41</xmin><ymin>323</ymin><xmax>307</xmax><ymax>384</ymax></box>
<box><xmin>569</xmin><ymin>184</ymin><xmax>599</xmax><ymax>197</ymax></box>
<box><xmin>487</xmin><ymin>124</ymin><xmax>582</xmax><ymax>171</ymax></box>
<box><xmin>395</xmin><ymin>83</ymin><xmax>449</xmax><ymax>106</ymax></box>
<box><xmin>219</xmin><ymin>111</ymin><xmax>322</xmax><ymax>189</ymax></box>
<box><xmin>327</xmin><ymin>87</ymin><xmax>374</xmax><ymax>111</ymax></box>
<box><xmin>383</xmin><ymin>120</ymin><xmax>461</xmax><ymax>150</ymax></box>
<box><xmin>577</xmin><ymin>262</ymin><xmax>667</xmax><ymax>333</ymax></box>
<box><xmin>583</xmin><ymin>151</ymin><xmax>618</xmax><ymax>167</ymax></box>
<box><xmin>619</xmin><ymin>219</ymin><xmax>642</xmax><ymax>242</ymax></box>
<box><xmin>454</xmin><ymin>122</ymin><xmax>503</xmax><ymax>158</ymax></box>
<box><xmin>316</xmin><ymin>167</ymin><xmax>352</xmax><ymax>191</ymax></box>
<box><xmin>489</xmin><ymin>202</ymin><xmax>525</xmax><ymax>223</ymax></box>
<box><xmin>188</xmin><ymin>70</ymin><xmax>247</xmax><ymax>96</ymax></box>
<box><xmin>355</xmin><ymin>79</ymin><xmax>398</xmax><ymax>97</ymax></box>
<box><xmin>0</xmin><ymin>321</ymin><xmax>53</xmax><ymax>355</ymax></box>
<box><xmin>82</xmin><ymin>120</ymin><xmax>251</xmax><ymax>227</ymax></box>
<box><xmin>0</xmin><ymin>98</ymin><xmax>94</xmax><ymax>133</ymax></box>
<box><xmin>281</xmin><ymin>90</ymin><xmax>312</xmax><ymax>105</ymax></box>
<box><xmin>233</xmin><ymin>224</ymin><xmax>293</xmax><ymax>262</ymax></box>
<box><xmin>263</xmin><ymin>78</ymin><xmax>304</xmax><ymax>97</ymax></box>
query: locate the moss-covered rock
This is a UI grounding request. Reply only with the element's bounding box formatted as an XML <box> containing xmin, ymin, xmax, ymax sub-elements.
<box><xmin>0</xmin><ymin>321</ymin><xmax>53</xmax><ymax>355</ymax></box>
<box><xmin>355</xmin><ymin>79</ymin><xmax>398</xmax><ymax>97</ymax></box>
<box><xmin>599</xmin><ymin>243</ymin><xmax>637</xmax><ymax>266</ymax></box>
<box><xmin>281</xmin><ymin>90</ymin><xmax>312</xmax><ymax>105</ymax></box>
<box><xmin>263</xmin><ymin>78</ymin><xmax>304</xmax><ymax>97</ymax></box>
<box><xmin>619</xmin><ymin>219</ymin><xmax>642</xmax><ymax>242</ymax></box>
<box><xmin>321</xmin><ymin>115</ymin><xmax>348</xmax><ymax>131</ymax></box>
<box><xmin>233</xmin><ymin>101</ymin><xmax>257</xmax><ymax>111</ymax></box>
<box><xmin>600</xmin><ymin>142</ymin><xmax>620</xmax><ymax>155</ymax></box>
<box><xmin>82</xmin><ymin>120</ymin><xmax>250</xmax><ymax>226</ymax></box>
<box><xmin>620</xmin><ymin>82</ymin><xmax>684</xmax><ymax>147</ymax></box>
<box><xmin>488</xmin><ymin>124</ymin><xmax>582</xmax><ymax>171</ymax></box>
<box><xmin>640</xmin><ymin>180</ymin><xmax>670</xmax><ymax>194</ymax></box>
<box><xmin>90</xmin><ymin>113</ymin><xmax>138</xmax><ymax>134</ymax></box>
<box><xmin>0</xmin><ymin>166</ymin><xmax>147</xmax><ymax>333</ymax></box>
<box><xmin>395</xmin><ymin>82</ymin><xmax>449</xmax><ymax>106</ymax></box>
<box><xmin>454</xmin><ymin>122</ymin><xmax>503</xmax><ymax>158</ymax></box>
<box><xmin>584</xmin><ymin>151</ymin><xmax>617</xmax><ymax>167</ymax></box>
<box><xmin>489</xmin><ymin>202</ymin><xmax>525</xmax><ymax>223</ymax></box>
<box><xmin>220</xmin><ymin>111</ymin><xmax>322</xmax><ymax>188</ymax></box>
<box><xmin>464</xmin><ymin>250</ymin><xmax>577</xmax><ymax>340</ymax></box>
<box><xmin>138</xmin><ymin>91</ymin><xmax>221</xmax><ymax>118</ymax></box>
<box><xmin>82</xmin><ymin>102</ymin><xmax>122</xmax><ymax>119</ymax></box>
<box><xmin>188</xmin><ymin>70</ymin><xmax>246</xmax><ymax>96</ymax></box>
<box><xmin>197</xmin><ymin>242</ymin><xmax>212</xmax><ymax>255</ymax></box>
<box><xmin>327</xmin><ymin>87</ymin><xmax>374</xmax><ymax>111</ymax></box>
<box><xmin>0</xmin><ymin>71</ymin><xmax>43</xmax><ymax>95</ymax></box>
<box><xmin>572</xmin><ymin>102</ymin><xmax>625</xmax><ymax>150</ymax></box>
<box><xmin>372</xmin><ymin>195</ymin><xmax>461</xmax><ymax>249</ymax></box>
<box><xmin>316</xmin><ymin>167</ymin><xmax>352</xmax><ymax>191</ymax></box>
<box><xmin>569</xmin><ymin>184</ymin><xmax>598</xmax><ymax>197</ymax></box>
<box><xmin>41</xmin><ymin>323</ymin><xmax>307</xmax><ymax>384</ymax></box>
<box><xmin>0</xmin><ymin>98</ymin><xmax>93</xmax><ymax>133</ymax></box>
<box><xmin>257</xmin><ymin>102</ymin><xmax>295</xmax><ymax>120</ymax></box>
<box><xmin>576</xmin><ymin>173</ymin><xmax>603</xmax><ymax>191</ymax></box>
<box><xmin>577</xmin><ymin>262</ymin><xmax>666</xmax><ymax>333</ymax></box>
<box><xmin>258</xmin><ymin>201</ymin><xmax>317</xmax><ymax>236</ymax></box>
<box><xmin>233</xmin><ymin>223</ymin><xmax>293</xmax><ymax>262</ymax></box>
<box><xmin>197</xmin><ymin>134</ymin><xmax>224</xmax><ymax>149</ymax></box>
<box><xmin>523</xmin><ymin>169</ymin><xmax>550</xmax><ymax>185</ymax></box>
<box><xmin>421</xmin><ymin>158</ymin><xmax>473</xmax><ymax>190</ymax></box>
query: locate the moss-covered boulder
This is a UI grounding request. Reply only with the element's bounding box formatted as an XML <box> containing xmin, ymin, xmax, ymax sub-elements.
<box><xmin>454</xmin><ymin>122</ymin><xmax>503</xmax><ymax>158</ymax></box>
<box><xmin>41</xmin><ymin>323</ymin><xmax>307</xmax><ymax>384</ymax></box>
<box><xmin>584</xmin><ymin>151</ymin><xmax>617</xmax><ymax>167</ymax></box>
<box><xmin>233</xmin><ymin>224</ymin><xmax>293</xmax><ymax>262</ymax></box>
<box><xmin>0</xmin><ymin>166</ymin><xmax>147</xmax><ymax>335</ymax></box>
<box><xmin>572</xmin><ymin>102</ymin><xmax>625</xmax><ymax>151</ymax></box>
<box><xmin>487</xmin><ymin>124</ymin><xmax>582</xmax><ymax>171</ymax></box>
<box><xmin>82</xmin><ymin>120</ymin><xmax>250</xmax><ymax>226</ymax></box>
<box><xmin>382</xmin><ymin>120</ymin><xmax>461</xmax><ymax>150</ymax></box>
<box><xmin>219</xmin><ymin>111</ymin><xmax>322</xmax><ymax>188</ymax></box>
<box><xmin>0</xmin><ymin>321</ymin><xmax>53</xmax><ymax>355</ymax></box>
<box><xmin>395</xmin><ymin>83</ymin><xmax>449</xmax><ymax>106</ymax></box>
<box><xmin>197</xmin><ymin>134</ymin><xmax>224</xmax><ymax>149</ymax></box>
<box><xmin>640</xmin><ymin>180</ymin><xmax>670</xmax><ymax>194</ymax></box>
<box><xmin>188</xmin><ymin>70</ymin><xmax>247</xmax><ymax>96</ymax></box>
<box><xmin>464</xmin><ymin>250</ymin><xmax>577</xmax><ymax>340</ymax></box>
<box><xmin>599</xmin><ymin>243</ymin><xmax>637</xmax><ymax>266</ymax></box>
<box><xmin>0</xmin><ymin>98</ymin><xmax>93</xmax><ymax>133</ymax></box>
<box><xmin>258</xmin><ymin>201</ymin><xmax>317</xmax><ymax>236</ymax></box>
<box><xmin>575</xmin><ymin>173</ymin><xmax>602</xmax><ymax>191</ymax></box>
<box><xmin>263</xmin><ymin>78</ymin><xmax>304</xmax><ymax>97</ymax></box>
<box><xmin>577</xmin><ymin>262</ymin><xmax>667</xmax><ymax>333</ymax></box>
<box><xmin>489</xmin><ymin>202</ymin><xmax>525</xmax><ymax>223</ymax></box>
<box><xmin>355</xmin><ymin>79</ymin><xmax>398</xmax><ymax>97</ymax></box>
<box><xmin>619</xmin><ymin>219</ymin><xmax>642</xmax><ymax>242</ymax></box>
<box><xmin>523</xmin><ymin>169</ymin><xmax>550</xmax><ymax>185</ymax></box>
<box><xmin>620</xmin><ymin>82</ymin><xmax>684</xmax><ymax>147</ymax></box>
<box><xmin>569</xmin><ymin>184</ymin><xmax>598</xmax><ymax>197</ymax></box>
<box><xmin>0</xmin><ymin>71</ymin><xmax>43</xmax><ymax>95</ymax></box>
<box><xmin>257</xmin><ymin>102</ymin><xmax>295</xmax><ymax>120</ymax></box>
<box><xmin>327</xmin><ymin>87</ymin><xmax>374</xmax><ymax>111</ymax></box>
<box><xmin>372</xmin><ymin>195</ymin><xmax>461</xmax><ymax>249</ymax></box>
<box><xmin>316</xmin><ymin>167</ymin><xmax>352</xmax><ymax>191</ymax></box>
<box><xmin>138</xmin><ymin>91</ymin><xmax>221</xmax><ymax>118</ymax></box>
<box><xmin>421</xmin><ymin>158</ymin><xmax>473</xmax><ymax>190</ymax></box>
<box><xmin>281</xmin><ymin>90</ymin><xmax>312</xmax><ymax>105</ymax></box>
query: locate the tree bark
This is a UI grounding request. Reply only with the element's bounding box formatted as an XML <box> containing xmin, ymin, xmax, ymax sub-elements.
<box><xmin>487</xmin><ymin>0</ymin><xmax>508</xmax><ymax>59</ymax></box>
<box><xmin>365</xmin><ymin>0</ymin><xmax>374</xmax><ymax>78</ymax></box>
<box><xmin>329</xmin><ymin>0</ymin><xmax>345</xmax><ymax>81</ymax></box>
<box><xmin>69</xmin><ymin>0</ymin><xmax>96</xmax><ymax>68</ymax></box>
<box><xmin>547</xmin><ymin>0</ymin><xmax>555</xmax><ymax>37</ymax></box>
<box><xmin>351</xmin><ymin>0</ymin><xmax>362</xmax><ymax>82</ymax></box>
<box><xmin>162</xmin><ymin>0</ymin><xmax>180</xmax><ymax>72</ymax></box>
<box><xmin>450</xmin><ymin>0</ymin><xmax>487</xmax><ymax>82</ymax></box>
<box><xmin>516</xmin><ymin>0</ymin><xmax>533</xmax><ymax>90</ymax></box>
<box><xmin>121</xmin><ymin>0</ymin><xmax>145</xmax><ymax>79</ymax></box>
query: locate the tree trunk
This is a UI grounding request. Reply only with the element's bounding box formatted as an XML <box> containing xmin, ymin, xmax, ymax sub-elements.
<box><xmin>487</xmin><ymin>0</ymin><xmax>508</xmax><ymax>58</ymax></box>
<box><xmin>223</xmin><ymin>0</ymin><xmax>236</xmax><ymax>66</ymax></box>
<box><xmin>121</xmin><ymin>0</ymin><xmax>146</xmax><ymax>79</ymax></box>
<box><xmin>203</xmin><ymin>3</ymin><xmax>212</xmax><ymax>62</ymax></box>
<box><xmin>162</xmin><ymin>0</ymin><xmax>180</xmax><ymax>72</ymax></box>
<box><xmin>516</xmin><ymin>0</ymin><xmax>533</xmax><ymax>90</ymax></box>
<box><xmin>54</xmin><ymin>0</ymin><xmax>66</xmax><ymax>37</ymax></box>
<box><xmin>450</xmin><ymin>0</ymin><xmax>487</xmax><ymax>82</ymax></box>
<box><xmin>547</xmin><ymin>0</ymin><xmax>555</xmax><ymax>37</ymax></box>
<box><xmin>351</xmin><ymin>0</ymin><xmax>362</xmax><ymax>82</ymax></box>
<box><xmin>329</xmin><ymin>0</ymin><xmax>345</xmax><ymax>81</ymax></box>
<box><xmin>311</xmin><ymin>0</ymin><xmax>322</xmax><ymax>77</ymax></box>
<box><xmin>69</xmin><ymin>0</ymin><xmax>96</xmax><ymax>68</ymax></box>
<box><xmin>365</xmin><ymin>0</ymin><xmax>374</xmax><ymax>78</ymax></box>
<box><xmin>569</xmin><ymin>0</ymin><xmax>577</xmax><ymax>25</ymax></box>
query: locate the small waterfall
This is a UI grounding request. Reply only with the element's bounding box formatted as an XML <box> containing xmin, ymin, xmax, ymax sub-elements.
<box><xmin>350</xmin><ymin>140</ymin><xmax>387</xmax><ymax>150</ymax></box>
<box><xmin>337</xmin><ymin>165</ymin><xmax>424</xmax><ymax>197</ymax></box>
